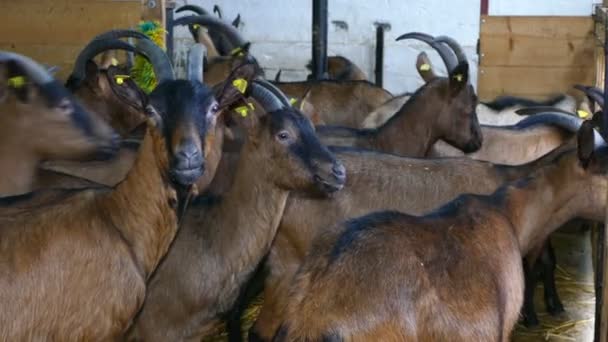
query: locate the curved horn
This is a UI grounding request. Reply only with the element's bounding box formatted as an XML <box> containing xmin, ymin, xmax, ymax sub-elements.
<box><xmin>516</xmin><ymin>112</ymin><xmax>606</xmax><ymax>147</ymax></box>
<box><xmin>187</xmin><ymin>43</ymin><xmax>206</xmax><ymax>83</ymax></box>
<box><xmin>69</xmin><ymin>39</ymin><xmax>139</xmax><ymax>86</ymax></box>
<box><xmin>515</xmin><ymin>106</ymin><xmax>576</xmax><ymax>116</ymax></box>
<box><xmin>175</xmin><ymin>4</ymin><xmax>209</xmax><ymax>15</ymax></box>
<box><xmin>274</xmin><ymin>69</ymin><xmax>282</xmax><ymax>82</ymax></box>
<box><xmin>232</xmin><ymin>14</ymin><xmax>241</xmax><ymax>28</ymax></box>
<box><xmin>172</xmin><ymin>15</ymin><xmax>248</xmax><ymax>51</ymax></box>
<box><xmin>92</xmin><ymin>29</ymin><xmax>151</xmax><ymax>42</ymax></box>
<box><xmin>257</xmin><ymin>80</ymin><xmax>292</xmax><ymax>107</ymax></box>
<box><xmin>396</xmin><ymin>32</ymin><xmax>457</xmax><ymax>72</ymax></box>
<box><xmin>249</xmin><ymin>81</ymin><xmax>285</xmax><ymax>112</ymax></box>
<box><xmin>574</xmin><ymin>84</ymin><xmax>604</xmax><ymax>108</ymax></box>
<box><xmin>0</xmin><ymin>51</ymin><xmax>54</xmax><ymax>85</ymax></box>
<box><xmin>434</xmin><ymin>35</ymin><xmax>468</xmax><ymax>65</ymax></box>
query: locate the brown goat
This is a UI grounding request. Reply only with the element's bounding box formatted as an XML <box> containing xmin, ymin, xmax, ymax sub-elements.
<box><xmin>128</xmin><ymin>81</ymin><xmax>346</xmax><ymax>341</ymax></box>
<box><xmin>249</xmin><ymin>115</ymin><xmax>594</xmax><ymax>340</ymax></box>
<box><xmin>272</xmin><ymin>122</ymin><xmax>607</xmax><ymax>341</ymax></box>
<box><xmin>305</xmin><ymin>56</ymin><xmax>368</xmax><ymax>81</ymax></box>
<box><xmin>0</xmin><ymin>54</ymin><xmax>248</xmax><ymax>339</ymax></box>
<box><xmin>0</xmin><ymin>52</ymin><xmax>119</xmax><ymax>197</ymax></box>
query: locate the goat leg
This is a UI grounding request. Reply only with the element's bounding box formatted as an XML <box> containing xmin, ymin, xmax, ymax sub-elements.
<box><xmin>539</xmin><ymin>239</ymin><xmax>564</xmax><ymax>315</ymax></box>
<box><xmin>521</xmin><ymin>257</ymin><xmax>540</xmax><ymax>327</ymax></box>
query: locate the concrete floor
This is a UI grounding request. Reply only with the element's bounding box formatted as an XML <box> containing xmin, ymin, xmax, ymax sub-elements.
<box><xmin>512</xmin><ymin>228</ymin><xmax>596</xmax><ymax>342</ymax></box>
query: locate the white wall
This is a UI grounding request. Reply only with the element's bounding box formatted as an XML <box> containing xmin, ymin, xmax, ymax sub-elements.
<box><xmin>489</xmin><ymin>0</ymin><xmax>601</xmax><ymax>16</ymax></box>
<box><xmin>173</xmin><ymin>0</ymin><xmax>480</xmax><ymax>95</ymax></box>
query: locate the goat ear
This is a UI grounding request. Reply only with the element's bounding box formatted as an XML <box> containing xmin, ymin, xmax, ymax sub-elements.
<box><xmin>99</xmin><ymin>51</ymin><xmax>118</xmax><ymax>69</ymax></box>
<box><xmin>448</xmin><ymin>61</ymin><xmax>469</xmax><ymax>94</ymax></box>
<box><xmin>577</xmin><ymin>120</ymin><xmax>596</xmax><ymax>168</ymax></box>
<box><xmin>298</xmin><ymin>90</ymin><xmax>323</xmax><ymax>125</ymax></box>
<box><xmin>416</xmin><ymin>52</ymin><xmax>436</xmax><ymax>83</ymax></box>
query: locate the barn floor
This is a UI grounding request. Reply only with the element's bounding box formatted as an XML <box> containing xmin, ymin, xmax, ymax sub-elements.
<box><xmin>512</xmin><ymin>228</ymin><xmax>596</xmax><ymax>342</ymax></box>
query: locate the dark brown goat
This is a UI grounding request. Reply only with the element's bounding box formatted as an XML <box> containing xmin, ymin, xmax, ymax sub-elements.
<box><xmin>306</xmin><ymin>56</ymin><xmax>368</xmax><ymax>81</ymax></box>
<box><xmin>272</xmin><ymin>122</ymin><xmax>607</xmax><ymax>341</ymax></box>
<box><xmin>128</xmin><ymin>81</ymin><xmax>346</xmax><ymax>341</ymax></box>
<box><xmin>249</xmin><ymin>114</ymin><xmax>595</xmax><ymax>340</ymax></box>
<box><xmin>0</xmin><ymin>46</ymin><xmax>250</xmax><ymax>339</ymax></box>
<box><xmin>0</xmin><ymin>52</ymin><xmax>119</xmax><ymax>197</ymax></box>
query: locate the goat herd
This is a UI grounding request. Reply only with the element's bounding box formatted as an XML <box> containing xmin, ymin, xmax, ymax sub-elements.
<box><xmin>0</xmin><ymin>5</ymin><xmax>607</xmax><ymax>342</ymax></box>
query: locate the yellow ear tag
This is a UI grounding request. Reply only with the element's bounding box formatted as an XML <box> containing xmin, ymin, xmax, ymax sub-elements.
<box><xmin>577</xmin><ymin>109</ymin><xmax>590</xmax><ymax>119</ymax></box>
<box><xmin>193</xmin><ymin>24</ymin><xmax>201</xmax><ymax>30</ymax></box>
<box><xmin>289</xmin><ymin>98</ymin><xmax>298</xmax><ymax>106</ymax></box>
<box><xmin>230</xmin><ymin>47</ymin><xmax>245</xmax><ymax>57</ymax></box>
<box><xmin>110</xmin><ymin>58</ymin><xmax>119</xmax><ymax>67</ymax></box>
<box><xmin>234</xmin><ymin>102</ymin><xmax>255</xmax><ymax>117</ymax></box>
<box><xmin>8</xmin><ymin>76</ymin><xmax>26</xmax><ymax>88</ymax></box>
<box><xmin>419</xmin><ymin>63</ymin><xmax>431</xmax><ymax>71</ymax></box>
<box><xmin>453</xmin><ymin>74</ymin><xmax>464</xmax><ymax>82</ymax></box>
<box><xmin>232</xmin><ymin>78</ymin><xmax>248</xmax><ymax>94</ymax></box>
<box><xmin>114</xmin><ymin>75</ymin><xmax>130</xmax><ymax>85</ymax></box>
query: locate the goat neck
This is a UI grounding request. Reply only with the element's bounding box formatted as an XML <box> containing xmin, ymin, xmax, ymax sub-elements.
<box><xmin>98</xmin><ymin>121</ymin><xmax>180</xmax><ymax>276</ymax></box>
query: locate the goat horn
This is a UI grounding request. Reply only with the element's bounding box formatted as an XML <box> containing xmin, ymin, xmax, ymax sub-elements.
<box><xmin>396</xmin><ymin>32</ymin><xmax>457</xmax><ymax>72</ymax></box>
<box><xmin>133</xmin><ymin>39</ymin><xmax>175</xmax><ymax>83</ymax></box>
<box><xmin>172</xmin><ymin>15</ymin><xmax>248</xmax><ymax>52</ymax></box>
<box><xmin>256</xmin><ymin>80</ymin><xmax>292</xmax><ymax>107</ymax></box>
<box><xmin>68</xmin><ymin>39</ymin><xmax>139</xmax><ymax>86</ymax></box>
<box><xmin>175</xmin><ymin>4</ymin><xmax>209</xmax><ymax>15</ymax></box>
<box><xmin>515</xmin><ymin>107</ymin><xmax>576</xmax><ymax>116</ymax></box>
<box><xmin>232</xmin><ymin>14</ymin><xmax>241</xmax><ymax>28</ymax></box>
<box><xmin>0</xmin><ymin>51</ymin><xmax>54</xmax><ymax>85</ymax></box>
<box><xmin>187</xmin><ymin>43</ymin><xmax>206</xmax><ymax>83</ymax></box>
<box><xmin>434</xmin><ymin>35</ymin><xmax>468</xmax><ymax>66</ymax></box>
<box><xmin>574</xmin><ymin>84</ymin><xmax>604</xmax><ymax>108</ymax></box>
<box><xmin>516</xmin><ymin>112</ymin><xmax>606</xmax><ymax>147</ymax></box>
<box><xmin>249</xmin><ymin>80</ymin><xmax>285</xmax><ymax>112</ymax></box>
<box><xmin>92</xmin><ymin>29</ymin><xmax>151</xmax><ymax>42</ymax></box>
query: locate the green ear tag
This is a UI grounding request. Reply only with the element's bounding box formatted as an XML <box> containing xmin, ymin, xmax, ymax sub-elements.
<box><xmin>114</xmin><ymin>75</ymin><xmax>131</xmax><ymax>85</ymax></box>
<box><xmin>453</xmin><ymin>74</ymin><xmax>464</xmax><ymax>82</ymax></box>
<box><xmin>232</xmin><ymin>78</ymin><xmax>248</xmax><ymax>94</ymax></box>
<box><xmin>289</xmin><ymin>98</ymin><xmax>298</xmax><ymax>106</ymax></box>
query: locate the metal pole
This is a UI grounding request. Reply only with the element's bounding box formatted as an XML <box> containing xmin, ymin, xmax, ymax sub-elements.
<box><xmin>165</xmin><ymin>2</ymin><xmax>175</xmax><ymax>63</ymax></box>
<box><xmin>311</xmin><ymin>0</ymin><xmax>328</xmax><ymax>80</ymax></box>
<box><xmin>598</xmin><ymin>8</ymin><xmax>608</xmax><ymax>342</ymax></box>
<box><xmin>375</xmin><ymin>25</ymin><xmax>384</xmax><ymax>87</ymax></box>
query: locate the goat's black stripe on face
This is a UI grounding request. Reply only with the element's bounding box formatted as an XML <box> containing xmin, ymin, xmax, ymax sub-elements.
<box><xmin>268</xmin><ymin>109</ymin><xmax>336</xmax><ymax>174</ymax></box>
<box><xmin>39</xmin><ymin>81</ymin><xmax>95</xmax><ymax>136</ymax></box>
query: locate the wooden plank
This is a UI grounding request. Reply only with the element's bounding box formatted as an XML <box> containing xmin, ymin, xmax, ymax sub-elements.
<box><xmin>478</xmin><ymin>66</ymin><xmax>595</xmax><ymax>101</ymax></box>
<box><xmin>480</xmin><ymin>36</ymin><xmax>595</xmax><ymax>67</ymax></box>
<box><xmin>0</xmin><ymin>2</ymin><xmax>141</xmax><ymax>45</ymax></box>
<box><xmin>480</xmin><ymin>16</ymin><xmax>594</xmax><ymax>39</ymax></box>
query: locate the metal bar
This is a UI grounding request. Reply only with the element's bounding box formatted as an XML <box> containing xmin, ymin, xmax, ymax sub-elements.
<box><xmin>165</xmin><ymin>2</ymin><xmax>175</xmax><ymax>64</ymax></box>
<box><xmin>311</xmin><ymin>0</ymin><xmax>328</xmax><ymax>80</ymax></box>
<box><xmin>375</xmin><ymin>25</ymin><xmax>385</xmax><ymax>87</ymax></box>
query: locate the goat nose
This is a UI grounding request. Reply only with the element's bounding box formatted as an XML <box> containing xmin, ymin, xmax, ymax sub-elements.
<box><xmin>176</xmin><ymin>144</ymin><xmax>202</xmax><ymax>169</ymax></box>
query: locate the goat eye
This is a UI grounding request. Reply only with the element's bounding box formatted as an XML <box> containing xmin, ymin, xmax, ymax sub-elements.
<box><xmin>276</xmin><ymin>131</ymin><xmax>290</xmax><ymax>141</ymax></box>
<box><xmin>211</xmin><ymin>104</ymin><xmax>219</xmax><ymax>113</ymax></box>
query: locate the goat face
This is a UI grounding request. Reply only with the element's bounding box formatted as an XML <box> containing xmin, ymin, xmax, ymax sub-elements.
<box><xmin>253</xmin><ymin>108</ymin><xmax>346</xmax><ymax>194</ymax></box>
<box><xmin>0</xmin><ymin>65</ymin><xmax>120</xmax><ymax>161</ymax></box>
<box><xmin>437</xmin><ymin>62</ymin><xmax>482</xmax><ymax>153</ymax></box>
<box><xmin>149</xmin><ymin>80</ymin><xmax>219</xmax><ymax>186</ymax></box>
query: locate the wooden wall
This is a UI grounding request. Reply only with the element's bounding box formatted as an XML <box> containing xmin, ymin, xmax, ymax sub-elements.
<box><xmin>478</xmin><ymin>15</ymin><xmax>596</xmax><ymax>101</ymax></box>
<box><xmin>0</xmin><ymin>0</ymin><xmax>144</xmax><ymax>80</ymax></box>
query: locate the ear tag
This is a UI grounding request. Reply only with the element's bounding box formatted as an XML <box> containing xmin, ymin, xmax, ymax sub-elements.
<box><xmin>230</xmin><ymin>46</ymin><xmax>245</xmax><ymax>57</ymax></box>
<box><xmin>234</xmin><ymin>102</ymin><xmax>254</xmax><ymax>117</ymax></box>
<box><xmin>110</xmin><ymin>58</ymin><xmax>119</xmax><ymax>67</ymax></box>
<box><xmin>577</xmin><ymin>110</ymin><xmax>590</xmax><ymax>119</ymax></box>
<box><xmin>232</xmin><ymin>78</ymin><xmax>248</xmax><ymax>94</ymax></box>
<box><xmin>419</xmin><ymin>63</ymin><xmax>431</xmax><ymax>71</ymax></box>
<box><xmin>453</xmin><ymin>74</ymin><xmax>464</xmax><ymax>82</ymax></box>
<box><xmin>114</xmin><ymin>75</ymin><xmax>130</xmax><ymax>85</ymax></box>
<box><xmin>8</xmin><ymin>76</ymin><xmax>26</xmax><ymax>89</ymax></box>
<box><xmin>193</xmin><ymin>24</ymin><xmax>201</xmax><ymax>30</ymax></box>
<box><xmin>289</xmin><ymin>98</ymin><xmax>298</xmax><ymax>106</ymax></box>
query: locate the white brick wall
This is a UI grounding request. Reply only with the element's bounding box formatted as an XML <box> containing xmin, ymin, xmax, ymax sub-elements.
<box><xmin>172</xmin><ymin>0</ymin><xmax>599</xmax><ymax>95</ymax></box>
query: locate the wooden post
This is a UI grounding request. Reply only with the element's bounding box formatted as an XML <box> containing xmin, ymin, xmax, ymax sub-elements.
<box><xmin>599</xmin><ymin>6</ymin><xmax>608</xmax><ymax>342</ymax></box>
<box><xmin>141</xmin><ymin>0</ymin><xmax>166</xmax><ymax>45</ymax></box>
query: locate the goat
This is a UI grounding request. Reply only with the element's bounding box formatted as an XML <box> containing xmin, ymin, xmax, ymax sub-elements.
<box><xmin>315</xmin><ymin>34</ymin><xmax>482</xmax><ymax>156</ymax></box>
<box><xmin>305</xmin><ymin>56</ymin><xmax>368</xmax><ymax>81</ymax></box>
<box><xmin>272</xmin><ymin>121</ymin><xmax>607</xmax><ymax>341</ymax></box>
<box><xmin>248</xmin><ymin>114</ymin><xmax>596</xmax><ymax>341</ymax></box>
<box><xmin>0</xmin><ymin>52</ymin><xmax>119</xmax><ymax>197</ymax></box>
<box><xmin>128</xmin><ymin>81</ymin><xmax>346</xmax><ymax>341</ymax></box>
<box><xmin>65</xmin><ymin>30</ymin><xmax>153</xmax><ymax>137</ymax></box>
<box><xmin>0</xmin><ymin>42</ymin><xmax>254</xmax><ymax>339</ymax></box>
